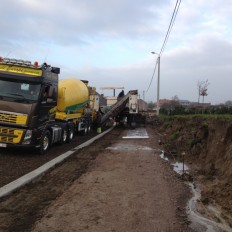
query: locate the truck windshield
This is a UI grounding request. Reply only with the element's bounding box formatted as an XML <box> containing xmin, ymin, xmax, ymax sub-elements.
<box><xmin>0</xmin><ymin>79</ymin><xmax>41</xmax><ymax>101</ymax></box>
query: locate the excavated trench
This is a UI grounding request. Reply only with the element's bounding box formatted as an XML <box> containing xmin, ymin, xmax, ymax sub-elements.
<box><xmin>159</xmin><ymin>151</ymin><xmax>231</xmax><ymax>232</ymax></box>
<box><xmin>108</xmin><ymin>127</ymin><xmax>231</xmax><ymax>231</ymax></box>
<box><xmin>155</xmin><ymin>116</ymin><xmax>232</xmax><ymax>231</ymax></box>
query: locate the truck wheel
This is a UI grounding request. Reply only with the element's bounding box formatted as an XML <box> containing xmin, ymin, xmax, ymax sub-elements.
<box><xmin>83</xmin><ymin>125</ymin><xmax>88</xmax><ymax>135</ymax></box>
<box><xmin>59</xmin><ymin>127</ymin><xmax>68</xmax><ymax>144</ymax></box>
<box><xmin>80</xmin><ymin>124</ymin><xmax>88</xmax><ymax>136</ymax></box>
<box><xmin>87</xmin><ymin>122</ymin><xmax>92</xmax><ymax>134</ymax></box>
<box><xmin>67</xmin><ymin>125</ymin><xmax>75</xmax><ymax>143</ymax></box>
<box><xmin>40</xmin><ymin>130</ymin><xmax>51</xmax><ymax>154</ymax></box>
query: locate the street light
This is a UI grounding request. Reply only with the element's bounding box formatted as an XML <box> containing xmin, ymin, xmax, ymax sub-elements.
<box><xmin>151</xmin><ymin>52</ymin><xmax>161</xmax><ymax>116</ymax></box>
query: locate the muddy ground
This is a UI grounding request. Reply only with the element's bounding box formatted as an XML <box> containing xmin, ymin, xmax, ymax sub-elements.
<box><xmin>0</xmin><ymin>126</ymin><xmax>191</xmax><ymax>232</ymax></box>
<box><xmin>0</xmin><ymin>131</ymin><xmax>99</xmax><ymax>187</ymax></box>
<box><xmin>153</xmin><ymin>116</ymin><xmax>232</xmax><ymax>229</ymax></box>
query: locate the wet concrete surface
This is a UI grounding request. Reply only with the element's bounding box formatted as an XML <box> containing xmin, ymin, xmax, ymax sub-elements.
<box><xmin>122</xmin><ymin>127</ymin><xmax>149</xmax><ymax>138</ymax></box>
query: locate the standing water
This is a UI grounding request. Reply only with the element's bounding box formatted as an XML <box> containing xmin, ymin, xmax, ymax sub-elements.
<box><xmin>159</xmin><ymin>151</ymin><xmax>232</xmax><ymax>232</ymax></box>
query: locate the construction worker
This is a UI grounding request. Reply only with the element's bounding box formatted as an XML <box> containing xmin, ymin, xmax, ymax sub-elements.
<box><xmin>117</xmin><ymin>90</ymin><xmax>124</xmax><ymax>101</ymax></box>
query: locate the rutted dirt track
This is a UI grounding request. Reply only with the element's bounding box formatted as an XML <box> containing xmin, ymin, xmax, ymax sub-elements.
<box><xmin>0</xmin><ymin>127</ymin><xmax>191</xmax><ymax>232</ymax></box>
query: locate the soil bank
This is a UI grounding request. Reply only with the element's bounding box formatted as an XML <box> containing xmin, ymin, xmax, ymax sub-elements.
<box><xmin>154</xmin><ymin>116</ymin><xmax>232</xmax><ymax>228</ymax></box>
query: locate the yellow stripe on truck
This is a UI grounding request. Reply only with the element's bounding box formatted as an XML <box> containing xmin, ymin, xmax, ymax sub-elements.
<box><xmin>0</xmin><ymin>64</ymin><xmax>42</xmax><ymax>76</ymax></box>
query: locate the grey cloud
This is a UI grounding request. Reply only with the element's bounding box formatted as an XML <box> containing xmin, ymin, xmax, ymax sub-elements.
<box><xmin>0</xmin><ymin>0</ymin><xmax>169</xmax><ymax>48</ymax></box>
<box><xmin>1</xmin><ymin>0</ymin><xmax>231</xmax><ymax>104</ymax></box>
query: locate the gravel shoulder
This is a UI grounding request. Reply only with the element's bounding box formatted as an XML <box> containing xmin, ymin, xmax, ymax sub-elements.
<box><xmin>0</xmin><ymin>126</ymin><xmax>191</xmax><ymax>232</ymax></box>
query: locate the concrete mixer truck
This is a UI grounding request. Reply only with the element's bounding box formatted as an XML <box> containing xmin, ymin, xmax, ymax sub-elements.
<box><xmin>0</xmin><ymin>57</ymin><xmax>97</xmax><ymax>154</ymax></box>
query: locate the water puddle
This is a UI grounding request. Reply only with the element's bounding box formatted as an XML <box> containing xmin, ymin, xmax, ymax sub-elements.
<box><xmin>159</xmin><ymin>151</ymin><xmax>189</xmax><ymax>175</ymax></box>
<box><xmin>159</xmin><ymin>150</ymin><xmax>231</xmax><ymax>232</ymax></box>
<box><xmin>187</xmin><ymin>183</ymin><xmax>231</xmax><ymax>232</ymax></box>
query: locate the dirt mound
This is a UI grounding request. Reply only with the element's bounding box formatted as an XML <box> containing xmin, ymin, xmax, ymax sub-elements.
<box><xmin>154</xmin><ymin>116</ymin><xmax>232</xmax><ymax>227</ymax></box>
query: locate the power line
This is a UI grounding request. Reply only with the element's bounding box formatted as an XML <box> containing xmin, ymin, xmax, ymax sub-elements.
<box><xmin>146</xmin><ymin>0</ymin><xmax>182</xmax><ymax>93</ymax></box>
<box><xmin>160</xmin><ymin>0</ymin><xmax>181</xmax><ymax>56</ymax></box>
<box><xmin>146</xmin><ymin>58</ymin><xmax>158</xmax><ymax>92</ymax></box>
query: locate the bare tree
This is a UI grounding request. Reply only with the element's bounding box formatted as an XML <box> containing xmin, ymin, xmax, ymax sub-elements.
<box><xmin>197</xmin><ymin>80</ymin><xmax>210</xmax><ymax>104</ymax></box>
<box><xmin>197</xmin><ymin>81</ymin><xmax>203</xmax><ymax>104</ymax></box>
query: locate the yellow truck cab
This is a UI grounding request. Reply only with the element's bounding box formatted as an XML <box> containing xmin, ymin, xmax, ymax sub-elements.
<box><xmin>0</xmin><ymin>57</ymin><xmax>95</xmax><ymax>154</ymax></box>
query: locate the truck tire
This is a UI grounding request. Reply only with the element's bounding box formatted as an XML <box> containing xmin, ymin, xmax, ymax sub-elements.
<box><xmin>59</xmin><ymin>126</ymin><xmax>68</xmax><ymax>145</ymax></box>
<box><xmin>67</xmin><ymin>124</ymin><xmax>75</xmax><ymax>143</ymax></box>
<box><xmin>80</xmin><ymin>123</ymin><xmax>88</xmax><ymax>136</ymax></box>
<box><xmin>87</xmin><ymin>121</ymin><xmax>92</xmax><ymax>134</ymax></box>
<box><xmin>40</xmin><ymin>130</ymin><xmax>51</xmax><ymax>154</ymax></box>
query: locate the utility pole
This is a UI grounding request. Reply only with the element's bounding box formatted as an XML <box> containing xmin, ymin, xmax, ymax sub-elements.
<box><xmin>157</xmin><ymin>55</ymin><xmax>160</xmax><ymax>116</ymax></box>
<box><xmin>151</xmin><ymin>52</ymin><xmax>161</xmax><ymax>116</ymax></box>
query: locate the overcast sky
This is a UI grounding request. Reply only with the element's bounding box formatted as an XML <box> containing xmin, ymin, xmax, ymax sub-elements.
<box><xmin>1</xmin><ymin>0</ymin><xmax>231</xmax><ymax>104</ymax></box>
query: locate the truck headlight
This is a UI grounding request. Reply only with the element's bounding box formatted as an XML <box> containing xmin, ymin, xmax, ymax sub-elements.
<box><xmin>22</xmin><ymin>130</ymin><xmax>32</xmax><ymax>144</ymax></box>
